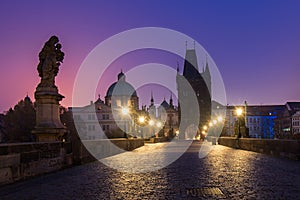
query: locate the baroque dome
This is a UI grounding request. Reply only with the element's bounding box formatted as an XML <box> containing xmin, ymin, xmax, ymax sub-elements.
<box><xmin>105</xmin><ymin>71</ymin><xmax>137</xmax><ymax>97</ymax></box>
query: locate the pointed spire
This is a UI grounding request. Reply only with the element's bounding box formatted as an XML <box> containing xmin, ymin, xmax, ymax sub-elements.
<box><xmin>169</xmin><ymin>92</ymin><xmax>174</xmax><ymax>108</ymax></box>
<box><xmin>24</xmin><ymin>92</ymin><xmax>31</xmax><ymax>102</ymax></box>
<box><xmin>205</xmin><ymin>54</ymin><xmax>210</xmax><ymax>73</ymax></box>
<box><xmin>150</xmin><ymin>91</ymin><xmax>154</xmax><ymax>106</ymax></box>
<box><xmin>176</xmin><ymin>61</ymin><xmax>180</xmax><ymax>73</ymax></box>
<box><xmin>185</xmin><ymin>41</ymin><xmax>187</xmax><ymax>50</ymax></box>
<box><xmin>118</xmin><ymin>69</ymin><xmax>125</xmax><ymax>81</ymax></box>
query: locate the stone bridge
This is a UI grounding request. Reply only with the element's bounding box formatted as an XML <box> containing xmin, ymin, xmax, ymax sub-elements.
<box><xmin>0</xmin><ymin>141</ymin><xmax>299</xmax><ymax>199</ymax></box>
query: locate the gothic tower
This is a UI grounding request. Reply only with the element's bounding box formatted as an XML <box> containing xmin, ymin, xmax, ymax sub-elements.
<box><xmin>177</xmin><ymin>47</ymin><xmax>211</xmax><ymax>139</ymax></box>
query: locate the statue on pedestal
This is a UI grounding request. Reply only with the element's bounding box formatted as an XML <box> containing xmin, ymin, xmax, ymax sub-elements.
<box><xmin>32</xmin><ymin>36</ymin><xmax>67</xmax><ymax>142</ymax></box>
<box><xmin>37</xmin><ymin>36</ymin><xmax>64</xmax><ymax>88</ymax></box>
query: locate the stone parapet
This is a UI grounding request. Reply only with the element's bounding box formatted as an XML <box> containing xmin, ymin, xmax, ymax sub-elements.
<box><xmin>0</xmin><ymin>142</ymin><xmax>72</xmax><ymax>186</ymax></box>
<box><xmin>218</xmin><ymin>137</ymin><xmax>300</xmax><ymax>160</ymax></box>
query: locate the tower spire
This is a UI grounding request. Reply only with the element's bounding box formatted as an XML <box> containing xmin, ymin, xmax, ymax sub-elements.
<box><xmin>185</xmin><ymin>41</ymin><xmax>187</xmax><ymax>50</ymax></box>
<box><xmin>176</xmin><ymin>61</ymin><xmax>180</xmax><ymax>73</ymax></box>
<box><xmin>150</xmin><ymin>91</ymin><xmax>154</xmax><ymax>106</ymax></box>
<box><xmin>169</xmin><ymin>92</ymin><xmax>174</xmax><ymax>108</ymax></box>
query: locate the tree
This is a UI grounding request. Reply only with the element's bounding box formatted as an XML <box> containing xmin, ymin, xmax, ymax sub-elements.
<box><xmin>4</xmin><ymin>96</ymin><xmax>36</xmax><ymax>142</ymax></box>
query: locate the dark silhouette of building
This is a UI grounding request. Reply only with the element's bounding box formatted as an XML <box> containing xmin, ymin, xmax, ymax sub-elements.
<box><xmin>177</xmin><ymin>48</ymin><xmax>211</xmax><ymax>139</ymax></box>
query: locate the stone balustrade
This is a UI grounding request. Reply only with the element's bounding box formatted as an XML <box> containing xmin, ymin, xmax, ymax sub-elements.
<box><xmin>218</xmin><ymin>137</ymin><xmax>300</xmax><ymax>160</ymax></box>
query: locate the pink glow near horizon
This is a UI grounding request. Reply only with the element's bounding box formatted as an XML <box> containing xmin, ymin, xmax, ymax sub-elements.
<box><xmin>1</xmin><ymin>1</ymin><xmax>300</xmax><ymax>113</ymax></box>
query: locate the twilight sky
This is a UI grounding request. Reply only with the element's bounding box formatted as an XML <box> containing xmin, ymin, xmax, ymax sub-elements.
<box><xmin>1</xmin><ymin>0</ymin><xmax>300</xmax><ymax>113</ymax></box>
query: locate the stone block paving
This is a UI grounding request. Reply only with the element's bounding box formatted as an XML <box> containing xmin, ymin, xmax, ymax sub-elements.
<box><xmin>0</xmin><ymin>141</ymin><xmax>299</xmax><ymax>199</ymax></box>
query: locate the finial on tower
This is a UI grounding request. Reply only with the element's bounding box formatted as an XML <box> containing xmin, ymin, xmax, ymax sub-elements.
<box><xmin>169</xmin><ymin>92</ymin><xmax>173</xmax><ymax>108</ymax></box>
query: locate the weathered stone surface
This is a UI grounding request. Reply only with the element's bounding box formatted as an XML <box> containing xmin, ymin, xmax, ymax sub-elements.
<box><xmin>218</xmin><ymin>137</ymin><xmax>300</xmax><ymax>160</ymax></box>
<box><xmin>0</xmin><ymin>154</ymin><xmax>20</xmax><ymax>168</ymax></box>
<box><xmin>0</xmin><ymin>142</ymin><xmax>299</xmax><ymax>199</ymax></box>
<box><xmin>0</xmin><ymin>168</ymin><xmax>12</xmax><ymax>185</ymax></box>
<box><xmin>81</xmin><ymin>139</ymin><xmax>144</xmax><ymax>162</ymax></box>
<box><xmin>0</xmin><ymin>142</ymin><xmax>70</xmax><ymax>186</ymax></box>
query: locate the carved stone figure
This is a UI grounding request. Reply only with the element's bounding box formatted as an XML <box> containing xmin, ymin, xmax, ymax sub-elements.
<box><xmin>37</xmin><ymin>35</ymin><xmax>64</xmax><ymax>87</ymax></box>
<box><xmin>33</xmin><ymin>36</ymin><xmax>67</xmax><ymax>142</ymax></box>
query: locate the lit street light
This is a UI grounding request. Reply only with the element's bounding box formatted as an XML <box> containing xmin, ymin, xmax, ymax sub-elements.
<box><xmin>236</xmin><ymin>107</ymin><xmax>243</xmax><ymax>138</ymax></box>
<box><xmin>156</xmin><ymin>121</ymin><xmax>162</xmax><ymax>128</ymax></box>
<box><xmin>121</xmin><ymin>107</ymin><xmax>129</xmax><ymax>115</ymax></box>
<box><xmin>149</xmin><ymin>120</ymin><xmax>154</xmax><ymax>126</ymax></box>
<box><xmin>138</xmin><ymin>116</ymin><xmax>145</xmax><ymax>124</ymax></box>
<box><xmin>217</xmin><ymin>116</ymin><xmax>223</xmax><ymax>122</ymax></box>
<box><xmin>236</xmin><ymin>108</ymin><xmax>243</xmax><ymax>117</ymax></box>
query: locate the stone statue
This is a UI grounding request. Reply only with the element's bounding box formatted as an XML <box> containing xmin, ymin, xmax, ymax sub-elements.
<box><xmin>37</xmin><ymin>36</ymin><xmax>64</xmax><ymax>87</ymax></box>
<box><xmin>33</xmin><ymin>35</ymin><xmax>67</xmax><ymax>142</ymax></box>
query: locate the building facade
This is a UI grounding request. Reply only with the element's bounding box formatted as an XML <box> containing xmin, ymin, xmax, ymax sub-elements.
<box><xmin>70</xmin><ymin>71</ymin><xmax>140</xmax><ymax>139</ymax></box>
<box><xmin>223</xmin><ymin>102</ymin><xmax>300</xmax><ymax>139</ymax></box>
<box><xmin>177</xmin><ymin>48</ymin><xmax>211</xmax><ymax>139</ymax></box>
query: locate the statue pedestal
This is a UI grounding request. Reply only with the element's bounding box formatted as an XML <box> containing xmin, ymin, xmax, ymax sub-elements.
<box><xmin>32</xmin><ymin>86</ymin><xmax>67</xmax><ymax>142</ymax></box>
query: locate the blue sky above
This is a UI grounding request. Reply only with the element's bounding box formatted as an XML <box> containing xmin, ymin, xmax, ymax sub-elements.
<box><xmin>0</xmin><ymin>0</ymin><xmax>300</xmax><ymax>112</ymax></box>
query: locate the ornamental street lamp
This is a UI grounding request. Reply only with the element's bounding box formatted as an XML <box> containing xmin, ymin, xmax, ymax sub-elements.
<box><xmin>121</xmin><ymin>107</ymin><xmax>130</xmax><ymax>138</ymax></box>
<box><xmin>236</xmin><ymin>107</ymin><xmax>243</xmax><ymax>138</ymax></box>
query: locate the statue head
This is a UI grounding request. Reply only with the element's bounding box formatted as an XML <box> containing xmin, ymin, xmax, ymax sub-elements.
<box><xmin>56</xmin><ymin>43</ymin><xmax>62</xmax><ymax>50</ymax></box>
<box><xmin>49</xmin><ymin>35</ymin><xmax>59</xmax><ymax>45</ymax></box>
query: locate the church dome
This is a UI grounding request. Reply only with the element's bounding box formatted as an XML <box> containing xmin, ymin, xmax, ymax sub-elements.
<box><xmin>105</xmin><ymin>71</ymin><xmax>137</xmax><ymax>97</ymax></box>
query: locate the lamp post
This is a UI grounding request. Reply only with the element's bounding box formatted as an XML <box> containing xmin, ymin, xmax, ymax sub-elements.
<box><xmin>138</xmin><ymin>115</ymin><xmax>145</xmax><ymax>138</ymax></box>
<box><xmin>121</xmin><ymin>107</ymin><xmax>129</xmax><ymax>138</ymax></box>
<box><xmin>236</xmin><ymin>108</ymin><xmax>243</xmax><ymax>138</ymax></box>
<box><xmin>149</xmin><ymin>119</ymin><xmax>154</xmax><ymax>138</ymax></box>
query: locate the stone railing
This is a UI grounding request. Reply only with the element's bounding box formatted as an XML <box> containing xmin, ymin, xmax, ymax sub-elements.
<box><xmin>0</xmin><ymin>142</ymin><xmax>72</xmax><ymax>186</ymax></box>
<box><xmin>147</xmin><ymin>137</ymin><xmax>168</xmax><ymax>143</ymax></box>
<box><xmin>0</xmin><ymin>138</ymin><xmax>145</xmax><ymax>185</ymax></box>
<box><xmin>218</xmin><ymin>137</ymin><xmax>300</xmax><ymax>160</ymax></box>
<box><xmin>77</xmin><ymin>138</ymin><xmax>145</xmax><ymax>163</ymax></box>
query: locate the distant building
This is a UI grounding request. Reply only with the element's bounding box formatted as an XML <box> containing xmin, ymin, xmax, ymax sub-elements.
<box><xmin>275</xmin><ymin>102</ymin><xmax>300</xmax><ymax>138</ymax></box>
<box><xmin>70</xmin><ymin>71</ymin><xmax>140</xmax><ymax>139</ymax></box>
<box><xmin>223</xmin><ymin>104</ymin><xmax>285</xmax><ymax>138</ymax></box>
<box><xmin>223</xmin><ymin>102</ymin><xmax>300</xmax><ymax>139</ymax></box>
<box><xmin>156</xmin><ymin>95</ymin><xmax>179</xmax><ymax>138</ymax></box>
<box><xmin>177</xmin><ymin>48</ymin><xmax>211</xmax><ymax>139</ymax></box>
<box><xmin>246</xmin><ymin>105</ymin><xmax>285</xmax><ymax>138</ymax></box>
<box><xmin>292</xmin><ymin>111</ymin><xmax>300</xmax><ymax>135</ymax></box>
<box><xmin>70</xmin><ymin>47</ymin><xmax>213</xmax><ymax>140</ymax></box>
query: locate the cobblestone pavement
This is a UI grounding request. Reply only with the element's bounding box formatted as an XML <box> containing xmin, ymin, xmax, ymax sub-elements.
<box><xmin>0</xmin><ymin>141</ymin><xmax>300</xmax><ymax>199</ymax></box>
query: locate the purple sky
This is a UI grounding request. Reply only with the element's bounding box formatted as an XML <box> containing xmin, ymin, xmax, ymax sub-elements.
<box><xmin>1</xmin><ymin>0</ymin><xmax>300</xmax><ymax>113</ymax></box>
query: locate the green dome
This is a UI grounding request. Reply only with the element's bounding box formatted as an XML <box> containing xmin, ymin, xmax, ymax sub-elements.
<box><xmin>106</xmin><ymin>81</ymin><xmax>137</xmax><ymax>97</ymax></box>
